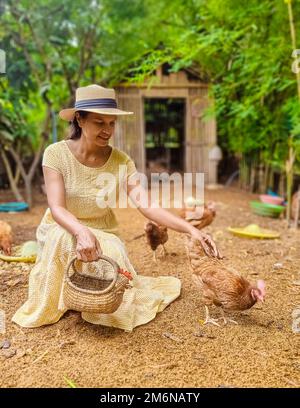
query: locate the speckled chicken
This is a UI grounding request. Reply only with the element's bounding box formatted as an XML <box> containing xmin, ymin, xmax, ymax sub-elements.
<box><xmin>186</xmin><ymin>236</ymin><xmax>265</xmax><ymax>326</ymax></box>
<box><xmin>0</xmin><ymin>220</ymin><xmax>12</xmax><ymax>255</ymax></box>
<box><xmin>179</xmin><ymin>200</ymin><xmax>216</xmax><ymax>230</ymax></box>
<box><xmin>144</xmin><ymin>221</ymin><xmax>168</xmax><ymax>262</ymax></box>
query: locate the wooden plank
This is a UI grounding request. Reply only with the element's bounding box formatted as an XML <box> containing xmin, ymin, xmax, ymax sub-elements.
<box><xmin>185</xmin><ymin>87</ymin><xmax>217</xmax><ymax>183</ymax></box>
<box><xmin>118</xmin><ymin>82</ymin><xmax>208</xmax><ymax>89</ymax></box>
<box><xmin>177</xmin><ymin>71</ymin><xmax>189</xmax><ymax>83</ymax></box>
<box><xmin>185</xmin><ymin>94</ymin><xmax>191</xmax><ymax>173</ymax></box>
<box><xmin>140</xmin><ymin>88</ymin><xmax>189</xmax><ymax>98</ymax></box>
<box><xmin>113</xmin><ymin>88</ymin><xmax>145</xmax><ymax>173</ymax></box>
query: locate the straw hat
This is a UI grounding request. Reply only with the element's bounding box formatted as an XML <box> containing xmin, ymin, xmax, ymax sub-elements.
<box><xmin>227</xmin><ymin>224</ymin><xmax>280</xmax><ymax>239</ymax></box>
<box><xmin>59</xmin><ymin>84</ymin><xmax>133</xmax><ymax>121</ymax></box>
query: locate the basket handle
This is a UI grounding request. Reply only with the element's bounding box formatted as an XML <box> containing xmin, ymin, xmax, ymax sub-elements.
<box><xmin>65</xmin><ymin>255</ymin><xmax>121</xmax><ymax>295</ymax></box>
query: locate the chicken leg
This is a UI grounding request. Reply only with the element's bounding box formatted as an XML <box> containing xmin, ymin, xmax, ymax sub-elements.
<box><xmin>203</xmin><ymin>305</ymin><xmax>221</xmax><ymax>327</ymax></box>
<box><xmin>162</xmin><ymin>244</ymin><xmax>168</xmax><ymax>257</ymax></box>
<box><xmin>220</xmin><ymin>309</ymin><xmax>238</xmax><ymax>325</ymax></box>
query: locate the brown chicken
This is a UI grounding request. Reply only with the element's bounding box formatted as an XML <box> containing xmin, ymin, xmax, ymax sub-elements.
<box><xmin>186</xmin><ymin>236</ymin><xmax>265</xmax><ymax>326</ymax></box>
<box><xmin>0</xmin><ymin>220</ymin><xmax>13</xmax><ymax>255</ymax></box>
<box><xmin>144</xmin><ymin>221</ymin><xmax>168</xmax><ymax>262</ymax></box>
<box><xmin>179</xmin><ymin>201</ymin><xmax>216</xmax><ymax>230</ymax></box>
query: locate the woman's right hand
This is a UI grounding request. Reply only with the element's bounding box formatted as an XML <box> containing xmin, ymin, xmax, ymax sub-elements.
<box><xmin>190</xmin><ymin>227</ymin><xmax>222</xmax><ymax>259</ymax></box>
<box><xmin>74</xmin><ymin>227</ymin><xmax>102</xmax><ymax>262</ymax></box>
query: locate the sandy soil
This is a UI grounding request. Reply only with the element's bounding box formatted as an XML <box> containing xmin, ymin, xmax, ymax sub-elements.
<box><xmin>1</xmin><ymin>187</ymin><xmax>300</xmax><ymax>388</ymax></box>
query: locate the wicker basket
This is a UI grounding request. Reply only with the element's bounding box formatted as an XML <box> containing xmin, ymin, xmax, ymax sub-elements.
<box><xmin>63</xmin><ymin>255</ymin><xmax>132</xmax><ymax>313</ymax></box>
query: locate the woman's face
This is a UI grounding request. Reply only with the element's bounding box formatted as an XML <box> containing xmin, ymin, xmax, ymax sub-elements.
<box><xmin>76</xmin><ymin>112</ymin><xmax>117</xmax><ymax>147</ymax></box>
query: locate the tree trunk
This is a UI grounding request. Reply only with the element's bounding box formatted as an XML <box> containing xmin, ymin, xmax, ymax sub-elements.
<box><xmin>9</xmin><ymin>141</ymin><xmax>46</xmax><ymax>209</ymax></box>
<box><xmin>278</xmin><ymin>172</ymin><xmax>285</xmax><ymax>198</ymax></box>
<box><xmin>7</xmin><ymin>108</ymin><xmax>50</xmax><ymax>208</ymax></box>
<box><xmin>24</xmin><ymin>178</ymin><xmax>32</xmax><ymax>209</ymax></box>
<box><xmin>0</xmin><ymin>148</ymin><xmax>24</xmax><ymax>201</ymax></box>
<box><xmin>285</xmin><ymin>145</ymin><xmax>295</xmax><ymax>223</ymax></box>
<box><xmin>250</xmin><ymin>163</ymin><xmax>256</xmax><ymax>193</ymax></box>
<box><xmin>257</xmin><ymin>163</ymin><xmax>264</xmax><ymax>194</ymax></box>
<box><xmin>267</xmin><ymin>167</ymin><xmax>274</xmax><ymax>192</ymax></box>
<box><xmin>239</xmin><ymin>156</ymin><xmax>249</xmax><ymax>190</ymax></box>
<box><xmin>13</xmin><ymin>165</ymin><xmax>21</xmax><ymax>186</ymax></box>
<box><xmin>263</xmin><ymin>163</ymin><xmax>270</xmax><ymax>193</ymax></box>
<box><xmin>13</xmin><ymin>140</ymin><xmax>22</xmax><ymax>186</ymax></box>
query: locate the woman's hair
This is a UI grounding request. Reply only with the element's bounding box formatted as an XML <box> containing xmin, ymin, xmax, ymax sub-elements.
<box><xmin>67</xmin><ymin>110</ymin><xmax>89</xmax><ymax>140</ymax></box>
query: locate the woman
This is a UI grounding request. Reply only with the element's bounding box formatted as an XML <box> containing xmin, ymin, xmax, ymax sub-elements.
<box><xmin>12</xmin><ymin>84</ymin><xmax>221</xmax><ymax>331</ymax></box>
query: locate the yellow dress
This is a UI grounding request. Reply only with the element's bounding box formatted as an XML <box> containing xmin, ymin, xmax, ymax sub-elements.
<box><xmin>12</xmin><ymin>140</ymin><xmax>181</xmax><ymax>331</ymax></box>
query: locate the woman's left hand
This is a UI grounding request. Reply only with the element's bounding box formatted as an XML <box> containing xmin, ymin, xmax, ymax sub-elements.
<box><xmin>190</xmin><ymin>228</ymin><xmax>222</xmax><ymax>259</ymax></box>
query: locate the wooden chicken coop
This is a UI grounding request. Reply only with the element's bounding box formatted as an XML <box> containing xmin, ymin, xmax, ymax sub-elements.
<box><xmin>113</xmin><ymin>64</ymin><xmax>218</xmax><ymax>183</ymax></box>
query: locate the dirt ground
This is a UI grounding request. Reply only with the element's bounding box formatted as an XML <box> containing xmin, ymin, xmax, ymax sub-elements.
<box><xmin>1</xmin><ymin>186</ymin><xmax>300</xmax><ymax>388</ymax></box>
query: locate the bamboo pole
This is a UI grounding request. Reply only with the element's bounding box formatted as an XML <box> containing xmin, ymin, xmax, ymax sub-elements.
<box><xmin>285</xmin><ymin>0</ymin><xmax>300</xmax><ymax>225</ymax></box>
<box><xmin>286</xmin><ymin>0</ymin><xmax>300</xmax><ymax>99</ymax></box>
<box><xmin>267</xmin><ymin>167</ymin><xmax>274</xmax><ymax>191</ymax></box>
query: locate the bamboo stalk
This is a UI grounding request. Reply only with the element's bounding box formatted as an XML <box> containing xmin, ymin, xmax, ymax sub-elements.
<box><xmin>286</xmin><ymin>0</ymin><xmax>300</xmax><ymax>99</ymax></box>
<box><xmin>250</xmin><ymin>165</ymin><xmax>255</xmax><ymax>193</ymax></box>
<box><xmin>267</xmin><ymin>167</ymin><xmax>274</xmax><ymax>191</ymax></box>
<box><xmin>279</xmin><ymin>171</ymin><xmax>285</xmax><ymax>197</ymax></box>
<box><xmin>263</xmin><ymin>163</ymin><xmax>270</xmax><ymax>193</ymax></box>
<box><xmin>285</xmin><ymin>145</ymin><xmax>295</xmax><ymax>223</ymax></box>
<box><xmin>258</xmin><ymin>163</ymin><xmax>264</xmax><ymax>194</ymax></box>
<box><xmin>285</xmin><ymin>0</ymin><xmax>300</xmax><ymax>226</ymax></box>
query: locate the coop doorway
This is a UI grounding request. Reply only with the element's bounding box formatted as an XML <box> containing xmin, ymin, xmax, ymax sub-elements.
<box><xmin>144</xmin><ymin>98</ymin><xmax>185</xmax><ymax>176</ymax></box>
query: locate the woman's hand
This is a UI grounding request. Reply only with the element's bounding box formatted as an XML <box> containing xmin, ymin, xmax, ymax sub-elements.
<box><xmin>74</xmin><ymin>227</ymin><xmax>102</xmax><ymax>262</ymax></box>
<box><xmin>190</xmin><ymin>228</ymin><xmax>222</xmax><ymax>259</ymax></box>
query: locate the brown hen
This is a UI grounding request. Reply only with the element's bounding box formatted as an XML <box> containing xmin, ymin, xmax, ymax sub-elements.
<box><xmin>186</xmin><ymin>236</ymin><xmax>265</xmax><ymax>326</ymax></box>
<box><xmin>144</xmin><ymin>221</ymin><xmax>168</xmax><ymax>262</ymax></box>
<box><xmin>179</xmin><ymin>201</ymin><xmax>216</xmax><ymax>230</ymax></box>
<box><xmin>0</xmin><ymin>220</ymin><xmax>13</xmax><ymax>255</ymax></box>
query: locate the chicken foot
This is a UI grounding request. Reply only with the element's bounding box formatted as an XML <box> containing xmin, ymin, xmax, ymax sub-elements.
<box><xmin>220</xmin><ymin>309</ymin><xmax>238</xmax><ymax>325</ymax></box>
<box><xmin>152</xmin><ymin>245</ymin><xmax>168</xmax><ymax>262</ymax></box>
<box><xmin>203</xmin><ymin>305</ymin><xmax>221</xmax><ymax>327</ymax></box>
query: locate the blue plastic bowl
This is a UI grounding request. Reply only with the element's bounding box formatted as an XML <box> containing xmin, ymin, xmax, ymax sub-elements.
<box><xmin>0</xmin><ymin>202</ymin><xmax>29</xmax><ymax>212</ymax></box>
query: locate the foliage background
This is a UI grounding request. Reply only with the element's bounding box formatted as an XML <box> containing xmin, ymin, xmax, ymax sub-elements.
<box><xmin>1</xmin><ymin>0</ymin><xmax>300</xmax><ymax>203</ymax></box>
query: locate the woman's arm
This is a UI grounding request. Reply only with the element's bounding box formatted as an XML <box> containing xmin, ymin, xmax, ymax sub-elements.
<box><xmin>43</xmin><ymin>166</ymin><xmax>102</xmax><ymax>261</ymax></box>
<box><xmin>43</xmin><ymin>166</ymin><xmax>81</xmax><ymax>236</ymax></box>
<box><xmin>126</xmin><ymin>181</ymin><xmax>221</xmax><ymax>258</ymax></box>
